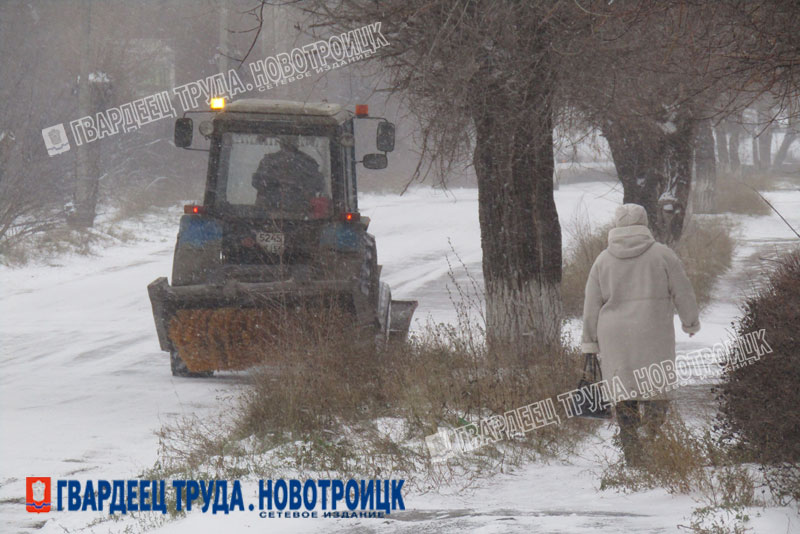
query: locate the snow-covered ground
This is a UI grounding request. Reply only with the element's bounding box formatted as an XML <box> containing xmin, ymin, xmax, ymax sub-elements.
<box><xmin>2</xmin><ymin>181</ymin><xmax>799</xmax><ymax>533</ymax></box>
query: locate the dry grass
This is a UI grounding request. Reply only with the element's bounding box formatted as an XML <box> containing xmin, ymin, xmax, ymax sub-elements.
<box><xmin>600</xmin><ymin>411</ymin><xmax>759</xmax><ymax>534</ymax></box>
<box><xmin>739</xmin><ymin>169</ymin><xmax>782</xmax><ymax>192</ymax></box>
<box><xmin>151</xmin><ymin>294</ymin><xmax>592</xmax><ymax>487</ymax></box>
<box><xmin>0</xmin><ymin>226</ymin><xmax>103</xmax><ymax>266</ymax></box>
<box><xmin>561</xmin><ymin>215</ymin><xmax>735</xmax><ymax>318</ymax></box>
<box><xmin>713</xmin><ymin>174</ymin><xmax>772</xmax><ymax>216</ymax></box>
<box><xmin>561</xmin><ymin>215</ymin><xmax>612</xmax><ymax>318</ymax></box>
<box><xmin>0</xmin><ymin>214</ymin><xmax>138</xmax><ymax>266</ymax></box>
<box><xmin>673</xmin><ymin>217</ymin><xmax>736</xmax><ymax>310</ymax></box>
<box><xmin>234</xmin><ymin>312</ymin><xmax>384</xmax><ymax>438</ymax></box>
<box><xmin>600</xmin><ymin>413</ymin><xmax>731</xmax><ymax>494</ymax></box>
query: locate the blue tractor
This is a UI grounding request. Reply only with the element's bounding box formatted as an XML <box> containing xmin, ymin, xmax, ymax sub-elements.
<box><xmin>147</xmin><ymin>99</ymin><xmax>416</xmax><ymax>376</ymax></box>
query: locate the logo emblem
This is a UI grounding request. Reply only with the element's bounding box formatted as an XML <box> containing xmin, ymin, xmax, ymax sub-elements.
<box><xmin>26</xmin><ymin>477</ymin><xmax>51</xmax><ymax>513</ymax></box>
<box><xmin>41</xmin><ymin>124</ymin><xmax>71</xmax><ymax>156</ymax></box>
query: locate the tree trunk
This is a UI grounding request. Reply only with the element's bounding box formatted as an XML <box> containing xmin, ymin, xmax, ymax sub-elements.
<box><xmin>714</xmin><ymin>123</ymin><xmax>729</xmax><ymax>173</ymax></box>
<box><xmin>694</xmin><ymin>119</ymin><xmax>717</xmax><ymax>214</ymax></box>
<box><xmin>729</xmin><ymin>119</ymin><xmax>741</xmax><ymax>173</ymax></box>
<box><xmin>751</xmin><ymin>135</ymin><xmax>760</xmax><ymax>170</ymax></box>
<box><xmin>603</xmin><ymin>122</ymin><xmax>662</xmax><ymax>220</ymax></box>
<box><xmin>758</xmin><ymin>133</ymin><xmax>772</xmax><ymax>170</ymax></box>
<box><xmin>472</xmin><ymin>87</ymin><xmax>562</xmax><ymax>356</ymax></box>
<box><xmin>72</xmin><ymin>0</ymin><xmax>94</xmax><ymax>228</ymax></box>
<box><xmin>774</xmin><ymin>115</ymin><xmax>797</xmax><ymax>168</ymax></box>
<box><xmin>774</xmin><ymin>133</ymin><xmax>796</xmax><ymax>167</ymax></box>
<box><xmin>604</xmin><ymin>114</ymin><xmax>695</xmax><ymax>244</ymax></box>
<box><xmin>757</xmin><ymin>106</ymin><xmax>773</xmax><ymax>171</ymax></box>
<box><xmin>658</xmin><ymin>117</ymin><xmax>695</xmax><ymax>244</ymax></box>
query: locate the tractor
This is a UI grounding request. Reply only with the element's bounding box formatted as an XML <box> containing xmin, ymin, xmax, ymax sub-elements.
<box><xmin>147</xmin><ymin>98</ymin><xmax>416</xmax><ymax>376</ymax></box>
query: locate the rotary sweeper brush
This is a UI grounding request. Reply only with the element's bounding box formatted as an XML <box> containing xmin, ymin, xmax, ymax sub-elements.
<box><xmin>147</xmin><ymin>99</ymin><xmax>417</xmax><ymax>376</ymax></box>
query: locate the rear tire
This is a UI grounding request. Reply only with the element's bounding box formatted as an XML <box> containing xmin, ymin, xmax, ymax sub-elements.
<box><xmin>170</xmin><ymin>351</ymin><xmax>213</xmax><ymax>378</ymax></box>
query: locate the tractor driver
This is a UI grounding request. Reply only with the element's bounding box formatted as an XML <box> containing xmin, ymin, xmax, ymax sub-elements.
<box><xmin>251</xmin><ymin>135</ymin><xmax>326</xmax><ymax>213</ymax></box>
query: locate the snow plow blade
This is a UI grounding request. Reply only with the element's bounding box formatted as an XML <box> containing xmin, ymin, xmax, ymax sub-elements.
<box><xmin>147</xmin><ymin>277</ymin><xmax>366</xmax><ymax>373</ymax></box>
<box><xmin>389</xmin><ymin>300</ymin><xmax>418</xmax><ymax>342</ymax></box>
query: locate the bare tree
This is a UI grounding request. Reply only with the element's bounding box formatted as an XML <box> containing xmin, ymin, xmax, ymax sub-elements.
<box><xmin>299</xmin><ymin>0</ymin><xmax>602</xmax><ymax>353</ymax></box>
<box><xmin>0</xmin><ymin>3</ymin><xmax>74</xmax><ymax>248</ymax></box>
<box><xmin>708</xmin><ymin>1</ymin><xmax>800</xmax><ymax>175</ymax></box>
<box><xmin>239</xmin><ymin>0</ymin><xmax>799</xmax><ymax>350</ymax></box>
<box><xmin>719</xmin><ymin>0</ymin><xmax>800</xmax><ymax>113</ymax></box>
<box><xmin>565</xmin><ymin>1</ymin><xmax>741</xmax><ymax>243</ymax></box>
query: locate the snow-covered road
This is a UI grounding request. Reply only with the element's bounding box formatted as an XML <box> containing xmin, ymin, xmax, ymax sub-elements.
<box><xmin>2</xmin><ymin>181</ymin><xmax>799</xmax><ymax>533</ymax></box>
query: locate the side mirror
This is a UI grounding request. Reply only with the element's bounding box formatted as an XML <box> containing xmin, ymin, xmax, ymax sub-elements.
<box><xmin>362</xmin><ymin>153</ymin><xmax>388</xmax><ymax>170</ymax></box>
<box><xmin>376</xmin><ymin>122</ymin><xmax>395</xmax><ymax>152</ymax></box>
<box><xmin>174</xmin><ymin>118</ymin><xmax>193</xmax><ymax>148</ymax></box>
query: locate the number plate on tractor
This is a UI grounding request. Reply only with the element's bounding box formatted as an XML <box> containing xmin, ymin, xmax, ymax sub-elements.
<box><xmin>255</xmin><ymin>231</ymin><xmax>284</xmax><ymax>254</ymax></box>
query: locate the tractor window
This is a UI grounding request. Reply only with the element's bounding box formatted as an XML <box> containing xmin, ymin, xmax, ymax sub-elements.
<box><xmin>218</xmin><ymin>133</ymin><xmax>332</xmax><ymax>216</ymax></box>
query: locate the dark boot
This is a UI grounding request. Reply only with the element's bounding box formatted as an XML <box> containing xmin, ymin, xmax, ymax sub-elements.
<box><xmin>642</xmin><ymin>400</ymin><xmax>669</xmax><ymax>439</ymax></box>
<box><xmin>616</xmin><ymin>401</ymin><xmax>643</xmax><ymax>466</ymax></box>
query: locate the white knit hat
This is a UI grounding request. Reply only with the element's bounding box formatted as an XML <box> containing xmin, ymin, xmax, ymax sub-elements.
<box><xmin>614</xmin><ymin>204</ymin><xmax>648</xmax><ymax>228</ymax></box>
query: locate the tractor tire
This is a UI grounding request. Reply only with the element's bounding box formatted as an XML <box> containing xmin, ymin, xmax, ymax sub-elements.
<box><xmin>170</xmin><ymin>351</ymin><xmax>213</xmax><ymax>378</ymax></box>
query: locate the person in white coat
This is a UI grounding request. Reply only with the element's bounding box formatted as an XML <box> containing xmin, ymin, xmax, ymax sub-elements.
<box><xmin>581</xmin><ymin>203</ymin><xmax>700</xmax><ymax>465</ymax></box>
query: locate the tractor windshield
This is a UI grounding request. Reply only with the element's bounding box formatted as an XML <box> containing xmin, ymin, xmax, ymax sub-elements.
<box><xmin>217</xmin><ymin>132</ymin><xmax>333</xmax><ymax>218</ymax></box>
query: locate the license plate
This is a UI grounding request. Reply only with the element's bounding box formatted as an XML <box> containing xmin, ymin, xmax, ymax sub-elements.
<box><xmin>255</xmin><ymin>231</ymin><xmax>284</xmax><ymax>254</ymax></box>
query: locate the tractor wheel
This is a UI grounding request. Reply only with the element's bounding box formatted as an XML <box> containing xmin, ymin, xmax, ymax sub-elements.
<box><xmin>170</xmin><ymin>351</ymin><xmax>213</xmax><ymax>378</ymax></box>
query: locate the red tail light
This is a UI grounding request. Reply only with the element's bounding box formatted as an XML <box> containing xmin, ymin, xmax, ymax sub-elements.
<box><xmin>341</xmin><ymin>212</ymin><xmax>360</xmax><ymax>222</ymax></box>
<box><xmin>184</xmin><ymin>205</ymin><xmax>206</xmax><ymax>215</ymax></box>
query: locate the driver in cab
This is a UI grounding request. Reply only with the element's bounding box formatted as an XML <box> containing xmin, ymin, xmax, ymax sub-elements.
<box><xmin>251</xmin><ymin>135</ymin><xmax>326</xmax><ymax>214</ymax></box>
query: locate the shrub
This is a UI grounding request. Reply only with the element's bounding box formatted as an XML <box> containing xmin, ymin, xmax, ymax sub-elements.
<box><xmin>233</xmin><ymin>309</ymin><xmax>386</xmax><ymax>438</ymax></box>
<box><xmin>600</xmin><ymin>411</ymin><xmax>755</xmax><ymax>504</ymax></box>
<box><xmin>151</xmin><ymin>300</ymin><xmax>591</xmax><ymax>485</ymax></box>
<box><xmin>231</xmin><ymin>315</ymin><xmax>590</xmax><ymax>477</ymax></box>
<box><xmin>600</xmin><ymin>413</ymin><xmax>713</xmax><ymax>494</ymax></box>
<box><xmin>561</xmin><ymin>215</ymin><xmax>611</xmax><ymax>318</ymax></box>
<box><xmin>718</xmin><ymin>248</ymin><xmax>800</xmax><ymax>504</ymax></box>
<box><xmin>713</xmin><ymin>175</ymin><xmax>771</xmax><ymax>216</ymax></box>
<box><xmin>672</xmin><ymin>217</ymin><xmax>736</xmax><ymax>310</ymax></box>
